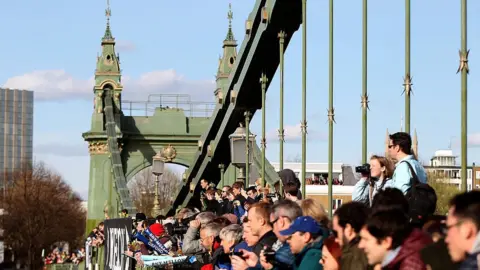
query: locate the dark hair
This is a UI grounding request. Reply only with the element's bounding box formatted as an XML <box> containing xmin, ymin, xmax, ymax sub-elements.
<box><xmin>365</xmin><ymin>209</ymin><xmax>412</xmax><ymax>249</ymax></box>
<box><xmin>334</xmin><ymin>201</ymin><xmax>370</xmax><ymax>233</ymax></box>
<box><xmin>371</xmin><ymin>188</ymin><xmax>409</xmax><ymax>214</ymax></box>
<box><xmin>246</xmin><ymin>186</ymin><xmax>257</xmax><ymax>193</ymax></box>
<box><xmin>389</xmin><ymin>132</ymin><xmax>412</xmax><ymax>155</ymax></box>
<box><xmin>284</xmin><ymin>182</ymin><xmax>299</xmax><ymax>196</ymax></box>
<box><xmin>449</xmin><ymin>191</ymin><xmax>480</xmax><ymax>230</ymax></box>
<box><xmin>121</xmin><ymin>209</ymin><xmax>128</xmax><ymax>214</ymax></box>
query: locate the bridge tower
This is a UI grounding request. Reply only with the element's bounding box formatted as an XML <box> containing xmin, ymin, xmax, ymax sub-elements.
<box><xmin>84</xmin><ymin>1</ymin><xmax>123</xmax><ymax>232</ymax></box>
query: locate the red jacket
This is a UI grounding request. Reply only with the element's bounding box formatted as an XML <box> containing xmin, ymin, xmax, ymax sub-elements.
<box><xmin>200</xmin><ymin>240</ymin><xmax>221</xmax><ymax>270</ymax></box>
<box><xmin>384</xmin><ymin>229</ymin><xmax>432</xmax><ymax>270</ymax></box>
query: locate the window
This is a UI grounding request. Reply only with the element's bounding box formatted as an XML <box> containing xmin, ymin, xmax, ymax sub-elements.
<box><xmin>476</xmin><ymin>171</ymin><xmax>480</xmax><ymax>179</ymax></box>
<box><xmin>468</xmin><ymin>170</ymin><xmax>472</xmax><ymax>179</ymax></box>
<box><xmin>468</xmin><ymin>184</ymin><xmax>472</xmax><ymax>191</ymax></box>
<box><xmin>332</xmin><ymin>199</ymin><xmax>343</xmax><ymax>210</ymax></box>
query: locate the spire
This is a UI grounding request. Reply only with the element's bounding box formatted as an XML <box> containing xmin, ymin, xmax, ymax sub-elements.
<box><xmin>413</xmin><ymin>129</ymin><xmax>418</xmax><ymax>158</ymax></box>
<box><xmin>103</xmin><ymin>0</ymin><xmax>114</xmax><ymax>41</ymax></box>
<box><xmin>214</xmin><ymin>3</ymin><xmax>238</xmax><ymax>99</ymax></box>
<box><xmin>225</xmin><ymin>3</ymin><xmax>235</xmax><ymax>42</ymax></box>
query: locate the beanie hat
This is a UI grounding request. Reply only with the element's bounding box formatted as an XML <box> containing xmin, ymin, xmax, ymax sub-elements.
<box><xmin>149</xmin><ymin>223</ymin><xmax>165</xmax><ymax>237</ymax></box>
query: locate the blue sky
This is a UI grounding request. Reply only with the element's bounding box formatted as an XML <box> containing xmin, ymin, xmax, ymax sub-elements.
<box><xmin>1</xmin><ymin>0</ymin><xmax>479</xmax><ymax>199</ymax></box>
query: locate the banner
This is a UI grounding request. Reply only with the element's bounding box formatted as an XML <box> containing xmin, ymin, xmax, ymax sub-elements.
<box><xmin>104</xmin><ymin>218</ymin><xmax>134</xmax><ymax>270</ymax></box>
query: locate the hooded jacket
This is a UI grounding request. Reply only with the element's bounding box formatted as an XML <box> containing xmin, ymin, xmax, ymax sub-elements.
<box><xmin>278</xmin><ymin>169</ymin><xmax>303</xmax><ymax>200</ymax></box>
<box><xmin>383</xmin><ymin>229</ymin><xmax>432</xmax><ymax>270</ymax></box>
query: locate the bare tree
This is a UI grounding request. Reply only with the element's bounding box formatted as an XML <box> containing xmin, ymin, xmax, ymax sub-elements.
<box><xmin>128</xmin><ymin>166</ymin><xmax>182</xmax><ymax>216</ymax></box>
<box><xmin>427</xmin><ymin>172</ymin><xmax>462</xmax><ymax>215</ymax></box>
<box><xmin>2</xmin><ymin>162</ymin><xmax>86</xmax><ymax>269</ymax></box>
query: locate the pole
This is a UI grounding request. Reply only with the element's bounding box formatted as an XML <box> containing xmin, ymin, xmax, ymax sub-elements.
<box><xmin>219</xmin><ymin>164</ymin><xmax>225</xmax><ymax>187</ymax></box>
<box><xmin>460</xmin><ymin>0</ymin><xmax>468</xmax><ymax>191</ymax></box>
<box><xmin>361</xmin><ymin>0</ymin><xmax>368</xmax><ymax>164</ymax></box>
<box><xmin>260</xmin><ymin>73</ymin><xmax>268</xmax><ymax>187</ymax></box>
<box><xmin>278</xmin><ymin>31</ymin><xmax>286</xmax><ymax>171</ymax></box>
<box><xmin>245</xmin><ymin>112</ymin><xmax>251</xmax><ymax>187</ymax></box>
<box><xmin>404</xmin><ymin>0</ymin><xmax>411</xmax><ymax>134</ymax></box>
<box><xmin>327</xmin><ymin>0</ymin><xmax>334</xmax><ymax>218</ymax></box>
<box><xmin>301</xmin><ymin>0</ymin><xmax>307</xmax><ymax>198</ymax></box>
<box><xmin>152</xmin><ymin>175</ymin><xmax>160</xmax><ymax>217</ymax></box>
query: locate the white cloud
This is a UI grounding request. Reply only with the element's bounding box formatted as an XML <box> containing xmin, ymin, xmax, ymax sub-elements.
<box><xmin>468</xmin><ymin>133</ymin><xmax>480</xmax><ymax>147</ymax></box>
<box><xmin>3</xmin><ymin>69</ymin><xmax>216</xmax><ymax>102</ymax></box>
<box><xmin>266</xmin><ymin>123</ymin><xmax>326</xmax><ymax>143</ymax></box>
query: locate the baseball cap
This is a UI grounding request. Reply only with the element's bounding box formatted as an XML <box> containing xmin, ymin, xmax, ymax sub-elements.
<box><xmin>280</xmin><ymin>216</ymin><xmax>323</xmax><ymax>236</ymax></box>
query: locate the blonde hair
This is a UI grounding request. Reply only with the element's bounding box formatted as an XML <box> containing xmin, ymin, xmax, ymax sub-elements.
<box><xmin>370</xmin><ymin>155</ymin><xmax>394</xmax><ymax>179</ymax></box>
<box><xmin>300</xmin><ymin>198</ymin><xmax>330</xmax><ymax>228</ymax></box>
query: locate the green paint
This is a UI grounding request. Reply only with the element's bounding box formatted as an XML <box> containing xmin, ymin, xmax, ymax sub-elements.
<box><xmin>245</xmin><ymin>111</ymin><xmax>251</xmax><ymax>187</ymax></box>
<box><xmin>219</xmin><ymin>164</ymin><xmax>225</xmax><ymax>187</ymax></box>
<box><xmin>404</xmin><ymin>0</ymin><xmax>411</xmax><ymax>134</ymax></box>
<box><xmin>279</xmin><ymin>31</ymin><xmax>286</xmax><ymax>171</ymax></box>
<box><xmin>301</xmin><ymin>0</ymin><xmax>307</xmax><ymax>197</ymax></box>
<box><xmin>460</xmin><ymin>0</ymin><xmax>468</xmax><ymax>191</ymax></box>
<box><xmin>361</xmin><ymin>0</ymin><xmax>368</xmax><ymax>164</ymax></box>
<box><xmin>261</xmin><ymin>73</ymin><xmax>268</xmax><ymax>187</ymax></box>
<box><xmin>328</xmin><ymin>0</ymin><xmax>334</xmax><ymax>218</ymax></box>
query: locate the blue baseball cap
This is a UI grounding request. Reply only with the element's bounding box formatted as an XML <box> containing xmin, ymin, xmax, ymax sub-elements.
<box><xmin>280</xmin><ymin>216</ymin><xmax>323</xmax><ymax>236</ymax></box>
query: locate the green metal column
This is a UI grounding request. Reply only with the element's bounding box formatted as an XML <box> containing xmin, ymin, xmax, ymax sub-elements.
<box><xmin>361</xmin><ymin>0</ymin><xmax>368</xmax><ymax>164</ymax></box>
<box><xmin>404</xmin><ymin>0</ymin><xmax>411</xmax><ymax>134</ymax></box>
<box><xmin>459</xmin><ymin>0</ymin><xmax>469</xmax><ymax>191</ymax></box>
<box><xmin>245</xmin><ymin>112</ymin><xmax>251</xmax><ymax>187</ymax></box>
<box><xmin>278</xmin><ymin>31</ymin><xmax>286</xmax><ymax>171</ymax></box>
<box><xmin>260</xmin><ymin>73</ymin><xmax>268</xmax><ymax>187</ymax></box>
<box><xmin>327</xmin><ymin>0</ymin><xmax>334</xmax><ymax>217</ymax></box>
<box><xmin>301</xmin><ymin>0</ymin><xmax>307</xmax><ymax>197</ymax></box>
<box><xmin>219</xmin><ymin>164</ymin><xmax>225</xmax><ymax>187</ymax></box>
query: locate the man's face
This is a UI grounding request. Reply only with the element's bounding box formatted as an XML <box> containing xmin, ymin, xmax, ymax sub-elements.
<box><xmin>233</xmin><ymin>187</ymin><xmax>241</xmax><ymax>195</ymax></box>
<box><xmin>247</xmin><ymin>190</ymin><xmax>257</xmax><ymax>200</ymax></box>
<box><xmin>388</xmin><ymin>140</ymin><xmax>399</xmax><ymax>159</ymax></box>
<box><xmin>358</xmin><ymin>227</ymin><xmax>390</xmax><ymax>266</ymax></box>
<box><xmin>332</xmin><ymin>216</ymin><xmax>345</xmax><ymax>247</ymax></box>
<box><xmin>200</xmin><ymin>180</ymin><xmax>208</xmax><ymax>189</ymax></box>
<box><xmin>286</xmin><ymin>232</ymin><xmax>309</xmax><ymax>254</ymax></box>
<box><xmin>200</xmin><ymin>229</ymin><xmax>214</xmax><ymax>251</ymax></box>
<box><xmin>445</xmin><ymin>207</ymin><xmax>473</xmax><ymax>262</ymax></box>
<box><xmin>242</xmin><ymin>223</ymin><xmax>259</xmax><ymax>246</ymax></box>
<box><xmin>221</xmin><ymin>188</ymin><xmax>229</xmax><ymax>198</ymax></box>
<box><xmin>247</xmin><ymin>208</ymin><xmax>262</xmax><ymax>236</ymax></box>
<box><xmin>270</xmin><ymin>213</ymin><xmax>291</xmax><ymax>242</ymax></box>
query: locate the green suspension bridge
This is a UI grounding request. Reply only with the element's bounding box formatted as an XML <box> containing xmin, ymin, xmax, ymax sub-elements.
<box><xmin>83</xmin><ymin>0</ymin><xmax>470</xmax><ymax>232</ymax></box>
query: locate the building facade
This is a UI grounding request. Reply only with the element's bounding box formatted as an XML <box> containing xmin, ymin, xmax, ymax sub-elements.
<box><xmin>425</xmin><ymin>149</ymin><xmax>473</xmax><ymax>191</ymax></box>
<box><xmin>0</xmin><ymin>88</ymin><xmax>34</xmax><ymax>192</ymax></box>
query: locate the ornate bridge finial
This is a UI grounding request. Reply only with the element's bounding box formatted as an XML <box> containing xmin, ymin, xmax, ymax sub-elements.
<box><xmin>457</xmin><ymin>49</ymin><xmax>470</xmax><ymax>74</ymax></box>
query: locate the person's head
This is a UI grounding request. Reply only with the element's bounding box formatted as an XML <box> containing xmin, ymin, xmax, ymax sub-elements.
<box><xmin>120</xmin><ymin>209</ymin><xmax>128</xmax><ymax>217</ymax></box>
<box><xmin>232</xmin><ymin>182</ymin><xmax>242</xmax><ymax>195</ymax></box>
<box><xmin>219</xmin><ymin>224</ymin><xmax>243</xmax><ymax>253</ymax></box>
<box><xmin>358</xmin><ymin>209</ymin><xmax>412</xmax><ymax>266</ymax></box>
<box><xmin>320</xmin><ymin>236</ymin><xmax>342</xmax><ymax>270</ymax></box>
<box><xmin>98</xmin><ymin>222</ymin><xmax>104</xmax><ymax>231</ymax></box>
<box><xmin>242</xmin><ymin>218</ymin><xmax>259</xmax><ymax>246</ymax></box>
<box><xmin>246</xmin><ymin>186</ymin><xmax>257</xmax><ymax>200</ymax></box>
<box><xmin>200</xmin><ymin>222</ymin><xmax>222</xmax><ymax>251</ymax></box>
<box><xmin>284</xmin><ymin>182</ymin><xmax>299</xmax><ymax>201</ymax></box>
<box><xmin>280</xmin><ymin>216</ymin><xmax>324</xmax><ymax>254</ymax></box>
<box><xmin>371</xmin><ymin>188</ymin><xmax>409</xmax><ymax>214</ymax></box>
<box><xmin>445</xmin><ymin>191</ymin><xmax>480</xmax><ymax>262</ymax></box>
<box><xmin>369</xmin><ymin>155</ymin><xmax>394</xmax><ymax>180</ymax></box>
<box><xmin>176</xmin><ymin>208</ymin><xmax>194</xmax><ymax>220</ymax></box>
<box><xmin>196</xmin><ymin>212</ymin><xmax>216</xmax><ymax>227</ymax></box>
<box><xmin>333</xmin><ymin>202</ymin><xmax>370</xmax><ymax>247</ymax></box>
<box><xmin>422</xmin><ymin>215</ymin><xmax>446</xmax><ymax>243</ymax></box>
<box><xmin>388</xmin><ymin>132</ymin><xmax>413</xmax><ymax>160</ymax></box>
<box><xmin>222</xmin><ymin>186</ymin><xmax>231</xmax><ymax>199</ymax></box>
<box><xmin>200</xmin><ymin>179</ymin><xmax>210</xmax><ymax>190</ymax></box>
<box><xmin>300</xmin><ymin>198</ymin><xmax>330</xmax><ymax>228</ymax></box>
<box><xmin>247</xmin><ymin>202</ymin><xmax>273</xmax><ymax>237</ymax></box>
<box><xmin>270</xmin><ymin>200</ymin><xmax>303</xmax><ymax>242</ymax></box>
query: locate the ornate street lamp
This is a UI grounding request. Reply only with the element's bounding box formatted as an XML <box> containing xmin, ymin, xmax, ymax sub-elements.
<box><xmin>229</xmin><ymin>124</ymin><xmax>255</xmax><ymax>185</ymax></box>
<box><xmin>151</xmin><ymin>151</ymin><xmax>165</xmax><ymax>217</ymax></box>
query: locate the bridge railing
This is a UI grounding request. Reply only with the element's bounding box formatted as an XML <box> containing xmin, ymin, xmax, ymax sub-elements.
<box><xmin>122</xmin><ymin>94</ymin><xmax>216</xmax><ymax>118</ymax></box>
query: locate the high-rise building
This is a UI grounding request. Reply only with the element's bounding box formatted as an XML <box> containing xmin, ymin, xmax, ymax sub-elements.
<box><xmin>0</xmin><ymin>88</ymin><xmax>34</xmax><ymax>190</ymax></box>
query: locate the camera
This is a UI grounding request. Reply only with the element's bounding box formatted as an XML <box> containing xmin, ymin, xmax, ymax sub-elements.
<box><xmin>172</xmin><ymin>224</ymin><xmax>189</xmax><ymax>235</ymax></box>
<box><xmin>263</xmin><ymin>247</ymin><xmax>276</xmax><ymax>263</ymax></box>
<box><xmin>230</xmin><ymin>251</ymin><xmax>243</xmax><ymax>257</ymax></box>
<box><xmin>355</xmin><ymin>163</ymin><xmax>370</xmax><ymax>175</ymax></box>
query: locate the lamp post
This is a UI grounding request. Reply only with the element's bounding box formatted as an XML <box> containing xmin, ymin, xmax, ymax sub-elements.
<box><xmin>229</xmin><ymin>124</ymin><xmax>256</xmax><ymax>186</ymax></box>
<box><xmin>151</xmin><ymin>151</ymin><xmax>165</xmax><ymax>217</ymax></box>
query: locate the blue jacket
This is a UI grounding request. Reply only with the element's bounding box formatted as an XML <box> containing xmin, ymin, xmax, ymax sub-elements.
<box><xmin>391</xmin><ymin>155</ymin><xmax>427</xmax><ymax>194</ymax></box>
<box><xmin>272</xmin><ymin>241</ymin><xmax>295</xmax><ymax>270</ymax></box>
<box><xmin>352</xmin><ymin>178</ymin><xmax>394</xmax><ymax>206</ymax></box>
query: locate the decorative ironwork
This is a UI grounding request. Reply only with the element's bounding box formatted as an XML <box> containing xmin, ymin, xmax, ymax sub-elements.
<box><xmin>402</xmin><ymin>74</ymin><xmax>413</xmax><ymax>96</ymax></box>
<box><xmin>327</xmin><ymin>108</ymin><xmax>336</xmax><ymax>123</ymax></box>
<box><xmin>278</xmin><ymin>129</ymin><xmax>285</xmax><ymax>142</ymax></box>
<box><xmin>457</xmin><ymin>49</ymin><xmax>470</xmax><ymax>74</ymax></box>
<box><xmin>300</xmin><ymin>120</ymin><xmax>308</xmax><ymax>134</ymax></box>
<box><xmin>160</xmin><ymin>144</ymin><xmax>177</xmax><ymax>162</ymax></box>
<box><xmin>361</xmin><ymin>94</ymin><xmax>370</xmax><ymax>110</ymax></box>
